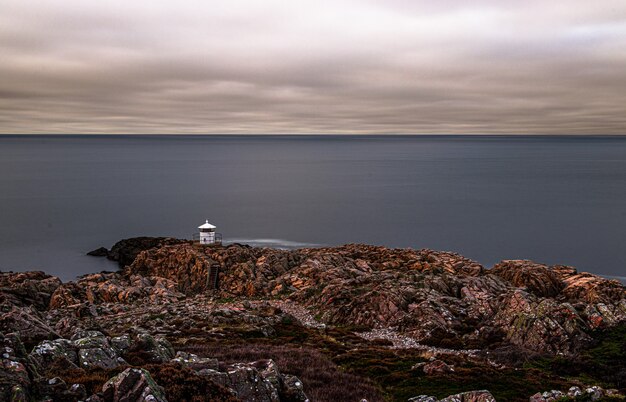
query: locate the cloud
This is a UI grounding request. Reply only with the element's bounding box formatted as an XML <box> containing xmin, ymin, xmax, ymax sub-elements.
<box><xmin>0</xmin><ymin>0</ymin><xmax>625</xmax><ymax>134</ymax></box>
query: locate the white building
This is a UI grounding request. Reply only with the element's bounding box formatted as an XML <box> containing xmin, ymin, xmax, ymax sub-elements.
<box><xmin>198</xmin><ymin>220</ymin><xmax>217</xmax><ymax>244</ymax></box>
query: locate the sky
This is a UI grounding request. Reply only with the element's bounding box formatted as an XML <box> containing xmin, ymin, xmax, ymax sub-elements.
<box><xmin>1</xmin><ymin>0</ymin><xmax>625</xmax><ymax>134</ymax></box>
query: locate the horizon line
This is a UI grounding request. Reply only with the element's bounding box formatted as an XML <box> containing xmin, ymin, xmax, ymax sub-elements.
<box><xmin>2</xmin><ymin>133</ymin><xmax>626</xmax><ymax>137</ymax></box>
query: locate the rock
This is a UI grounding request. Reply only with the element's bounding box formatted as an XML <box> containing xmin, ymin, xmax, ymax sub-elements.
<box><xmin>567</xmin><ymin>386</ymin><xmax>582</xmax><ymax>397</ymax></box>
<box><xmin>249</xmin><ymin>359</ymin><xmax>308</xmax><ymax>401</ymax></box>
<box><xmin>131</xmin><ymin>334</ymin><xmax>174</xmax><ymax>363</ymax></box>
<box><xmin>111</xmin><ymin>334</ymin><xmax>131</xmax><ymax>355</ymax></box>
<box><xmin>50</xmin><ymin>272</ymin><xmax>184</xmax><ymax>307</ymax></box>
<box><xmin>73</xmin><ymin>331</ymin><xmax>125</xmax><ymax>370</ymax></box>
<box><xmin>422</xmin><ymin>359</ymin><xmax>454</xmax><ymax>375</ymax></box>
<box><xmin>117</xmin><ymin>242</ymin><xmax>626</xmax><ymax>355</ymax></box>
<box><xmin>29</xmin><ymin>338</ymin><xmax>78</xmax><ymax>371</ymax></box>
<box><xmin>491</xmin><ymin>260</ymin><xmax>564</xmax><ymax>298</ymax></box>
<box><xmin>0</xmin><ymin>306</ymin><xmax>59</xmax><ymax>345</ymax></box>
<box><xmin>171</xmin><ymin>351</ymin><xmax>218</xmax><ymax>371</ymax></box>
<box><xmin>32</xmin><ymin>376</ymin><xmax>88</xmax><ymax>402</ymax></box>
<box><xmin>0</xmin><ymin>332</ymin><xmax>32</xmax><ymax>402</ymax></box>
<box><xmin>87</xmin><ymin>247</ymin><xmax>110</xmax><ymax>257</ymax></box>
<box><xmin>440</xmin><ymin>390</ymin><xmax>496</xmax><ymax>402</ymax></box>
<box><xmin>0</xmin><ymin>271</ymin><xmax>62</xmax><ymax>310</ymax></box>
<box><xmin>199</xmin><ymin>359</ymin><xmax>309</xmax><ymax>402</ymax></box>
<box><xmin>108</xmin><ymin>237</ymin><xmax>188</xmax><ymax>268</ymax></box>
<box><xmin>209</xmin><ymin>362</ymin><xmax>279</xmax><ymax>402</ymax></box>
<box><xmin>102</xmin><ymin>368</ymin><xmax>167</xmax><ymax>402</ymax></box>
<box><xmin>408</xmin><ymin>397</ymin><xmax>439</xmax><ymax>402</ymax></box>
<box><xmin>409</xmin><ymin>391</ymin><xmax>496</xmax><ymax>402</ymax></box>
<box><xmin>585</xmin><ymin>386</ymin><xmax>604</xmax><ymax>401</ymax></box>
<box><xmin>531</xmin><ymin>385</ymin><xmax>623</xmax><ymax>401</ymax></box>
<box><xmin>532</xmin><ymin>390</ymin><xmax>564</xmax><ymax>401</ymax></box>
<box><xmin>281</xmin><ymin>374</ymin><xmax>308</xmax><ymax>402</ymax></box>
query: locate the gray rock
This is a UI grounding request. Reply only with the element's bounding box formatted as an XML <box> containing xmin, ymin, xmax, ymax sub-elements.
<box><xmin>72</xmin><ymin>330</ymin><xmax>109</xmax><ymax>349</ymax></box>
<box><xmin>0</xmin><ymin>307</ymin><xmax>59</xmax><ymax>345</ymax></box>
<box><xmin>567</xmin><ymin>386</ymin><xmax>582</xmax><ymax>397</ymax></box>
<box><xmin>440</xmin><ymin>390</ymin><xmax>496</xmax><ymax>402</ymax></box>
<box><xmin>0</xmin><ymin>332</ymin><xmax>32</xmax><ymax>401</ymax></box>
<box><xmin>233</xmin><ymin>363</ymin><xmax>279</xmax><ymax>402</ymax></box>
<box><xmin>72</xmin><ymin>330</ymin><xmax>126</xmax><ymax>369</ymax></box>
<box><xmin>111</xmin><ymin>334</ymin><xmax>131</xmax><ymax>355</ymax></box>
<box><xmin>281</xmin><ymin>374</ymin><xmax>308</xmax><ymax>402</ymax></box>
<box><xmin>29</xmin><ymin>338</ymin><xmax>78</xmax><ymax>371</ymax></box>
<box><xmin>584</xmin><ymin>386</ymin><xmax>604</xmax><ymax>401</ymax></box>
<box><xmin>171</xmin><ymin>351</ymin><xmax>218</xmax><ymax>371</ymax></box>
<box><xmin>102</xmin><ymin>368</ymin><xmax>167</xmax><ymax>402</ymax></box>
<box><xmin>422</xmin><ymin>359</ymin><xmax>454</xmax><ymax>375</ymax></box>
<box><xmin>78</xmin><ymin>347</ymin><xmax>122</xmax><ymax>370</ymax></box>
<box><xmin>408</xmin><ymin>397</ymin><xmax>438</xmax><ymax>402</ymax></box>
<box><xmin>134</xmin><ymin>334</ymin><xmax>174</xmax><ymax>363</ymax></box>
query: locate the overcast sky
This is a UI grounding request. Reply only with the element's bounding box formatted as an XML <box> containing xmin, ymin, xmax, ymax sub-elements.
<box><xmin>1</xmin><ymin>0</ymin><xmax>625</xmax><ymax>134</ymax></box>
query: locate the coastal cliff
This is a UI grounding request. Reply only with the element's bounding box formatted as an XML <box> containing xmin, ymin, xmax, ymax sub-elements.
<box><xmin>1</xmin><ymin>239</ymin><xmax>625</xmax><ymax>402</ymax></box>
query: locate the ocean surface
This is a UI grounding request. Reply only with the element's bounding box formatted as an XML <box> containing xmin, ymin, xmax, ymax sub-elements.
<box><xmin>0</xmin><ymin>135</ymin><xmax>625</xmax><ymax>282</ymax></box>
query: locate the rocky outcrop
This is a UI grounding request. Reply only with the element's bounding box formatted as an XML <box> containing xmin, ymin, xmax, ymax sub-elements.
<box><xmin>0</xmin><ymin>306</ymin><xmax>59</xmax><ymax>346</ymax></box>
<box><xmin>88</xmin><ymin>237</ymin><xmax>189</xmax><ymax>268</ymax></box>
<box><xmin>102</xmin><ymin>368</ymin><xmax>167</xmax><ymax>402</ymax></box>
<box><xmin>1</xmin><ymin>239</ymin><xmax>626</xmax><ymax>401</ymax></box>
<box><xmin>101</xmin><ymin>242</ymin><xmax>625</xmax><ymax>354</ymax></box>
<box><xmin>491</xmin><ymin>261</ymin><xmax>564</xmax><ymax>298</ymax></box>
<box><xmin>2</xmin><ymin>326</ymin><xmax>309</xmax><ymax>402</ymax></box>
<box><xmin>29</xmin><ymin>330</ymin><xmax>127</xmax><ymax>371</ymax></box>
<box><xmin>494</xmin><ymin>260</ymin><xmax>626</xmax><ymax>305</ymax></box>
<box><xmin>0</xmin><ymin>333</ymin><xmax>32</xmax><ymax>402</ymax></box>
<box><xmin>529</xmin><ymin>386</ymin><xmax>622</xmax><ymax>401</ymax></box>
<box><xmin>420</xmin><ymin>359</ymin><xmax>454</xmax><ymax>375</ymax></box>
<box><xmin>3</xmin><ymin>240</ymin><xmax>625</xmax><ymax>356</ymax></box>
<box><xmin>0</xmin><ymin>271</ymin><xmax>62</xmax><ymax>310</ymax></box>
<box><xmin>200</xmin><ymin>359</ymin><xmax>308</xmax><ymax>402</ymax></box>
<box><xmin>409</xmin><ymin>390</ymin><xmax>496</xmax><ymax>402</ymax></box>
<box><xmin>49</xmin><ymin>272</ymin><xmax>184</xmax><ymax>308</ymax></box>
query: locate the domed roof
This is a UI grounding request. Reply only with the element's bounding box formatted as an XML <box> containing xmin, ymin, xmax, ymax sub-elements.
<box><xmin>198</xmin><ymin>220</ymin><xmax>216</xmax><ymax>229</ymax></box>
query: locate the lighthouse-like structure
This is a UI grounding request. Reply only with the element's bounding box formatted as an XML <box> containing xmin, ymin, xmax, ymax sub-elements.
<box><xmin>198</xmin><ymin>220</ymin><xmax>217</xmax><ymax>244</ymax></box>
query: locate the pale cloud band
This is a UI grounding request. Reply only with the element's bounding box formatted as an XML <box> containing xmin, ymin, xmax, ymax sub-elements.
<box><xmin>1</xmin><ymin>0</ymin><xmax>625</xmax><ymax>134</ymax></box>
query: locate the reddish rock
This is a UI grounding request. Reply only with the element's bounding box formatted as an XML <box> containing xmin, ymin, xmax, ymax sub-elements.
<box><xmin>0</xmin><ymin>271</ymin><xmax>62</xmax><ymax>310</ymax></box>
<box><xmin>422</xmin><ymin>359</ymin><xmax>454</xmax><ymax>375</ymax></box>
<box><xmin>490</xmin><ymin>260</ymin><xmax>564</xmax><ymax>298</ymax></box>
<box><xmin>116</xmin><ymin>242</ymin><xmax>626</xmax><ymax>354</ymax></box>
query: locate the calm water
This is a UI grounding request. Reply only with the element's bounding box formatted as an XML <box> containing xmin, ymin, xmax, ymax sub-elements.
<box><xmin>1</xmin><ymin>135</ymin><xmax>625</xmax><ymax>282</ymax></box>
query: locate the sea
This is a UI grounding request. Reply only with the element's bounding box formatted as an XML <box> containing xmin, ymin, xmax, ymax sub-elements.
<box><xmin>1</xmin><ymin>135</ymin><xmax>625</xmax><ymax>282</ymax></box>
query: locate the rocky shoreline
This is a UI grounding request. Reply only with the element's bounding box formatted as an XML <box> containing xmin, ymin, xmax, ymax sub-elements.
<box><xmin>1</xmin><ymin>238</ymin><xmax>625</xmax><ymax>401</ymax></box>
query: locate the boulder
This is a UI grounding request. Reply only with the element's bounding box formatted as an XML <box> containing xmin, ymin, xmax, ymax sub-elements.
<box><xmin>408</xmin><ymin>397</ymin><xmax>438</xmax><ymax>402</ymax></box>
<box><xmin>221</xmin><ymin>363</ymin><xmax>279</xmax><ymax>402</ymax></box>
<box><xmin>119</xmin><ymin>242</ymin><xmax>625</xmax><ymax>355</ymax></box>
<box><xmin>73</xmin><ymin>330</ymin><xmax>126</xmax><ymax>370</ymax></box>
<box><xmin>171</xmin><ymin>351</ymin><xmax>218</xmax><ymax>371</ymax></box>
<box><xmin>491</xmin><ymin>260</ymin><xmax>564</xmax><ymax>298</ymax></box>
<box><xmin>108</xmin><ymin>237</ymin><xmax>187</xmax><ymax>268</ymax></box>
<box><xmin>0</xmin><ymin>333</ymin><xmax>32</xmax><ymax>402</ymax></box>
<box><xmin>29</xmin><ymin>338</ymin><xmax>78</xmax><ymax>371</ymax></box>
<box><xmin>422</xmin><ymin>359</ymin><xmax>454</xmax><ymax>375</ymax></box>
<box><xmin>281</xmin><ymin>374</ymin><xmax>308</xmax><ymax>402</ymax></box>
<box><xmin>409</xmin><ymin>391</ymin><xmax>496</xmax><ymax>402</ymax></box>
<box><xmin>87</xmin><ymin>247</ymin><xmax>109</xmax><ymax>257</ymax></box>
<box><xmin>102</xmin><ymin>368</ymin><xmax>167</xmax><ymax>402</ymax></box>
<box><xmin>0</xmin><ymin>271</ymin><xmax>62</xmax><ymax>310</ymax></box>
<box><xmin>131</xmin><ymin>334</ymin><xmax>174</xmax><ymax>363</ymax></box>
<box><xmin>32</xmin><ymin>377</ymin><xmax>88</xmax><ymax>402</ymax></box>
<box><xmin>440</xmin><ymin>390</ymin><xmax>496</xmax><ymax>402</ymax></box>
<box><xmin>0</xmin><ymin>306</ymin><xmax>59</xmax><ymax>345</ymax></box>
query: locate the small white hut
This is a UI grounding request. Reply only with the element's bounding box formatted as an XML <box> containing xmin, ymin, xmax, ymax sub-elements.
<box><xmin>198</xmin><ymin>220</ymin><xmax>217</xmax><ymax>244</ymax></box>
